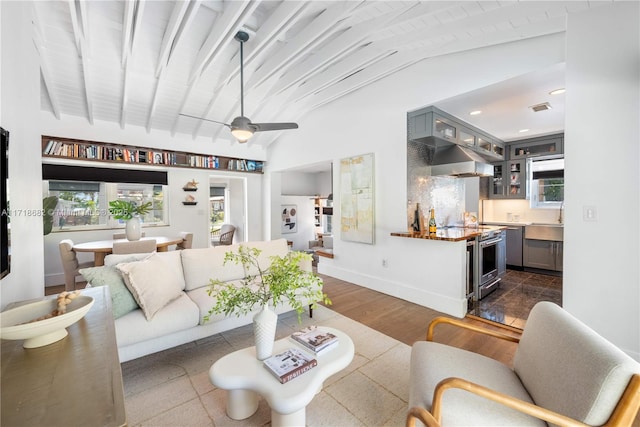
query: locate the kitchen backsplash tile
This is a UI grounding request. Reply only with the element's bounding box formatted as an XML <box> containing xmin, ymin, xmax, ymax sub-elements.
<box><xmin>482</xmin><ymin>199</ymin><xmax>563</xmax><ymax>224</ymax></box>
<box><xmin>407</xmin><ymin>176</ymin><xmax>464</xmax><ymax>230</ymax></box>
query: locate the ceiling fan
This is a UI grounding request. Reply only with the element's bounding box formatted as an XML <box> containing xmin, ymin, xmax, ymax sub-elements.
<box><xmin>180</xmin><ymin>31</ymin><xmax>298</xmax><ymax>143</ymax></box>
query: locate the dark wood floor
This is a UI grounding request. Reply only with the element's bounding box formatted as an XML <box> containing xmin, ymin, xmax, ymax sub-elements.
<box><xmin>318</xmin><ymin>272</ymin><xmax>521</xmax><ymax>367</ymax></box>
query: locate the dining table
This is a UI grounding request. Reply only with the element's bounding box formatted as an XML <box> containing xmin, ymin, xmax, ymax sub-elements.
<box><xmin>72</xmin><ymin>236</ymin><xmax>184</xmax><ymax>266</ymax></box>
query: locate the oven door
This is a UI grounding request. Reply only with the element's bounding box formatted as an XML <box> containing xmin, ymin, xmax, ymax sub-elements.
<box><xmin>479</xmin><ymin>236</ymin><xmax>501</xmax><ymax>287</ymax></box>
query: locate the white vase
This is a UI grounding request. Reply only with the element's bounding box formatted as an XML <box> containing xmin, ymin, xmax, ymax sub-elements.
<box><xmin>253</xmin><ymin>304</ymin><xmax>277</xmax><ymax>360</ymax></box>
<box><xmin>125</xmin><ymin>216</ymin><xmax>142</xmax><ymax>241</ymax></box>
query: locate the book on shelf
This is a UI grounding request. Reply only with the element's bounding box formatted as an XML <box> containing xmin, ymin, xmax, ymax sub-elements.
<box><xmin>290</xmin><ymin>325</ymin><xmax>338</xmax><ymax>354</ymax></box>
<box><xmin>263</xmin><ymin>348</ymin><xmax>317</xmax><ymax>384</ymax></box>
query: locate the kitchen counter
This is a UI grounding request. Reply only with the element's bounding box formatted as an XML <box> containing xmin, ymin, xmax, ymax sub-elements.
<box><xmin>391</xmin><ymin>225</ymin><xmax>505</xmax><ymax>242</ymax></box>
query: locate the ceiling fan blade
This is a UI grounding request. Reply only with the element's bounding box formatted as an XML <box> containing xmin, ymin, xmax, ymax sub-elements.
<box><xmin>251</xmin><ymin>122</ymin><xmax>299</xmax><ymax>132</ymax></box>
<box><xmin>179</xmin><ymin>113</ymin><xmax>230</xmax><ymax>128</ymax></box>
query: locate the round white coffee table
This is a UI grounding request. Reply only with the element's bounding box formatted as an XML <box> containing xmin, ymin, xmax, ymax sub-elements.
<box><xmin>209</xmin><ymin>327</ymin><xmax>354</xmax><ymax>427</ymax></box>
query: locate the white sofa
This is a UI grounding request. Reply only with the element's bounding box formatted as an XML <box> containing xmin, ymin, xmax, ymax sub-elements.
<box><xmin>81</xmin><ymin>239</ymin><xmax>316</xmax><ymax>362</ymax></box>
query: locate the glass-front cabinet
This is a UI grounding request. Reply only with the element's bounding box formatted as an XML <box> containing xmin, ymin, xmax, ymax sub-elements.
<box><xmin>510</xmin><ymin>135</ymin><xmax>563</xmax><ymax>159</ymax></box>
<box><xmin>407</xmin><ymin>106</ymin><xmax>505</xmax><ymax>160</ymax></box>
<box><xmin>491</xmin><ymin>159</ymin><xmax>527</xmax><ymax>199</ymax></box>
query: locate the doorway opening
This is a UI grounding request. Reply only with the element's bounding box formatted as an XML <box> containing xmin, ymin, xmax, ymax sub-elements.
<box><xmin>209</xmin><ymin>176</ymin><xmax>246</xmax><ymax>246</ymax></box>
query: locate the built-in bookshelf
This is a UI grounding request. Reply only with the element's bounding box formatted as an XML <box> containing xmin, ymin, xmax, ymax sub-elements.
<box><xmin>41</xmin><ymin>135</ymin><xmax>264</xmax><ymax>173</ymax></box>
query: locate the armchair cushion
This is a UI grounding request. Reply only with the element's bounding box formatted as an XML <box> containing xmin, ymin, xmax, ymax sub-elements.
<box><xmin>514</xmin><ymin>302</ymin><xmax>640</xmax><ymax>425</ymax></box>
<box><xmin>410</xmin><ymin>341</ymin><xmax>545</xmax><ymax>426</ymax></box>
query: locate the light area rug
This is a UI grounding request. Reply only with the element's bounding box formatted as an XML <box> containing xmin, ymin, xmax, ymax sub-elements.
<box><xmin>121</xmin><ymin>305</ymin><xmax>412</xmax><ymax>426</ymax></box>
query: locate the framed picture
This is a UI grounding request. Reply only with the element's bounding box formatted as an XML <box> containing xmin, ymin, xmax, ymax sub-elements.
<box><xmin>340</xmin><ymin>153</ymin><xmax>374</xmax><ymax>244</ymax></box>
<box><xmin>281</xmin><ymin>205</ymin><xmax>298</xmax><ymax>234</ymax></box>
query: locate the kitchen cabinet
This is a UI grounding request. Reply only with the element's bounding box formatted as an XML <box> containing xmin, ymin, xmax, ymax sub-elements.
<box><xmin>407</xmin><ymin>106</ymin><xmax>505</xmax><ymax>160</ymax></box>
<box><xmin>490</xmin><ymin>159</ymin><xmax>528</xmax><ymax>199</ymax></box>
<box><xmin>505</xmin><ymin>225</ymin><xmax>524</xmax><ymax>267</ymax></box>
<box><xmin>523</xmin><ymin>240</ymin><xmax>563</xmax><ymax>271</ymax></box>
<box><xmin>509</xmin><ymin>134</ymin><xmax>563</xmax><ymax>159</ymax></box>
<box><xmin>523</xmin><ymin>224</ymin><xmax>563</xmax><ymax>272</ymax></box>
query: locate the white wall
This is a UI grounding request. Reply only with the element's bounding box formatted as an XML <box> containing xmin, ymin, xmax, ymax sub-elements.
<box><xmin>563</xmin><ymin>2</ymin><xmax>639</xmax><ymax>359</ymax></box>
<box><xmin>268</xmin><ymin>33</ymin><xmax>566</xmax><ymax>318</ymax></box>
<box><xmin>0</xmin><ymin>2</ymin><xmax>45</xmax><ymax>306</ymax></box>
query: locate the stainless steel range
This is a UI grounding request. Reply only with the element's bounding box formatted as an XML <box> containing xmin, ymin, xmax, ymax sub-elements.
<box><xmin>477</xmin><ymin>228</ymin><xmax>506</xmax><ymax>299</ymax></box>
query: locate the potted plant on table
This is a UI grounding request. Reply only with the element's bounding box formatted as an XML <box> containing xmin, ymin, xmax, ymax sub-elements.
<box><xmin>205</xmin><ymin>245</ymin><xmax>331</xmax><ymax>360</ymax></box>
<box><xmin>108</xmin><ymin>200</ymin><xmax>152</xmax><ymax>241</ymax></box>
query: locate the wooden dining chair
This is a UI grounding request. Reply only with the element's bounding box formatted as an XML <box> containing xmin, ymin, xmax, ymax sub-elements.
<box><xmin>59</xmin><ymin>239</ymin><xmax>94</xmax><ymax>291</ymax></box>
<box><xmin>112</xmin><ymin>239</ymin><xmax>156</xmax><ymax>254</ymax></box>
<box><xmin>176</xmin><ymin>232</ymin><xmax>193</xmax><ymax>250</ymax></box>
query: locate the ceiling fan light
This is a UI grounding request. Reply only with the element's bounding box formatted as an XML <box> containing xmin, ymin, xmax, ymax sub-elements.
<box><xmin>231</xmin><ymin>128</ymin><xmax>253</xmax><ymax>143</ymax></box>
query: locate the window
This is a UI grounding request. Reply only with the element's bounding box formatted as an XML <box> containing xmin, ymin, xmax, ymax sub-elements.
<box><xmin>529</xmin><ymin>157</ymin><xmax>564</xmax><ymax>208</ymax></box>
<box><xmin>45</xmin><ymin>180</ymin><xmax>168</xmax><ymax>231</ymax></box>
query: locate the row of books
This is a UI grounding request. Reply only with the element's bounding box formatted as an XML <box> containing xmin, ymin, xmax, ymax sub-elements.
<box><xmin>42</xmin><ymin>139</ymin><xmax>263</xmax><ymax>172</ymax></box>
<box><xmin>263</xmin><ymin>326</ymin><xmax>339</xmax><ymax>384</ymax></box>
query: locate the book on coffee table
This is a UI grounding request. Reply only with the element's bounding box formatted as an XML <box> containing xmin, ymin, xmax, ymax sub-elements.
<box><xmin>291</xmin><ymin>325</ymin><xmax>339</xmax><ymax>354</ymax></box>
<box><xmin>263</xmin><ymin>348</ymin><xmax>317</xmax><ymax>384</ymax></box>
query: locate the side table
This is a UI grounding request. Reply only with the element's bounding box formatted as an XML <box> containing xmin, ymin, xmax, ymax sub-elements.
<box><xmin>209</xmin><ymin>327</ymin><xmax>354</xmax><ymax>426</ymax></box>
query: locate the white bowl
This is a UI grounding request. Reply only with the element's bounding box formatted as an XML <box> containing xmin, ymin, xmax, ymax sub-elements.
<box><xmin>0</xmin><ymin>295</ymin><xmax>94</xmax><ymax>348</ymax></box>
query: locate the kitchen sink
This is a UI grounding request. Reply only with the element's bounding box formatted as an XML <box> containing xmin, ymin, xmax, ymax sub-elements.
<box><xmin>525</xmin><ymin>224</ymin><xmax>563</xmax><ymax>241</ymax></box>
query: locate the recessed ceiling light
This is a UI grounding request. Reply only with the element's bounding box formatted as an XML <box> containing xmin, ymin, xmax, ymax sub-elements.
<box><xmin>549</xmin><ymin>88</ymin><xmax>566</xmax><ymax>95</ymax></box>
<box><xmin>519</xmin><ymin>129</ymin><xmax>530</xmax><ymax>133</ymax></box>
<box><xmin>469</xmin><ymin>110</ymin><xmax>482</xmax><ymax>116</ymax></box>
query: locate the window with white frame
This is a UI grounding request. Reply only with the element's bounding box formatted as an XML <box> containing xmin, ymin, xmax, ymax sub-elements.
<box><xmin>529</xmin><ymin>157</ymin><xmax>564</xmax><ymax>208</ymax></box>
<box><xmin>45</xmin><ymin>181</ymin><xmax>168</xmax><ymax>231</ymax></box>
<box><xmin>42</xmin><ymin>164</ymin><xmax>169</xmax><ymax>231</ymax></box>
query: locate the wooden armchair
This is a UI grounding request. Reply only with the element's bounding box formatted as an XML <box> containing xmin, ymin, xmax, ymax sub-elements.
<box><xmin>407</xmin><ymin>302</ymin><xmax>640</xmax><ymax>427</ymax></box>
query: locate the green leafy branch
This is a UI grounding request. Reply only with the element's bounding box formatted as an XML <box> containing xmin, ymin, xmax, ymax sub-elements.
<box><xmin>205</xmin><ymin>246</ymin><xmax>330</xmax><ymax>322</ymax></box>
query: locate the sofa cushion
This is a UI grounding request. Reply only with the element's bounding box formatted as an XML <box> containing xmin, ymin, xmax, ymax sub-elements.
<box><xmin>114</xmin><ymin>293</ymin><xmax>199</xmax><ymax>347</ymax></box>
<box><xmin>116</xmin><ymin>253</ymin><xmax>185</xmax><ymax>320</ymax></box>
<box><xmin>105</xmin><ymin>251</ymin><xmax>186</xmax><ymax>291</ymax></box>
<box><xmin>410</xmin><ymin>341</ymin><xmax>545</xmax><ymax>426</ymax></box>
<box><xmin>242</xmin><ymin>239</ymin><xmax>289</xmax><ymax>276</ymax></box>
<box><xmin>104</xmin><ymin>252</ymin><xmax>152</xmax><ymax>267</ymax></box>
<box><xmin>187</xmin><ymin>280</ymin><xmax>257</xmax><ymax>325</ymax></box>
<box><xmin>78</xmin><ymin>265</ymin><xmax>138</xmax><ymax>319</ymax></box>
<box><xmin>514</xmin><ymin>302</ymin><xmax>640</xmax><ymax>425</ymax></box>
<box><xmin>181</xmin><ymin>245</ymin><xmax>246</xmax><ymax>291</ymax></box>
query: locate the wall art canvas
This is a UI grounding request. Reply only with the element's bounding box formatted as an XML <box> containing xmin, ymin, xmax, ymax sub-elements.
<box><xmin>340</xmin><ymin>153</ymin><xmax>374</xmax><ymax>244</ymax></box>
<box><xmin>281</xmin><ymin>205</ymin><xmax>298</xmax><ymax>234</ymax></box>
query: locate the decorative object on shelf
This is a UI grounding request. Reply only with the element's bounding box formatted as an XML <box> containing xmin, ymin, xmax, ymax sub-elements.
<box><xmin>281</xmin><ymin>205</ymin><xmax>298</xmax><ymax>234</ymax></box>
<box><xmin>182</xmin><ymin>194</ymin><xmax>197</xmax><ymax>205</ymax></box>
<box><xmin>340</xmin><ymin>153</ymin><xmax>375</xmax><ymax>244</ymax></box>
<box><xmin>182</xmin><ymin>179</ymin><xmax>198</xmax><ymax>191</ymax></box>
<box><xmin>108</xmin><ymin>200</ymin><xmax>152</xmax><ymax>241</ymax></box>
<box><xmin>0</xmin><ymin>292</ymin><xmax>94</xmax><ymax>348</ymax></box>
<box><xmin>204</xmin><ymin>246</ymin><xmax>329</xmax><ymax>360</ymax></box>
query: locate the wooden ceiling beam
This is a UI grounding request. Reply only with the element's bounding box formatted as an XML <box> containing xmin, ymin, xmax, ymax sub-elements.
<box><xmin>155</xmin><ymin>1</ymin><xmax>193</xmax><ymax>77</ymax></box>
<box><xmin>67</xmin><ymin>0</ymin><xmax>94</xmax><ymax>124</ymax></box>
<box><xmin>33</xmin><ymin>12</ymin><xmax>61</xmax><ymax>120</ymax></box>
<box><xmin>245</xmin><ymin>2</ymin><xmax>361</xmax><ymax>90</ymax></box>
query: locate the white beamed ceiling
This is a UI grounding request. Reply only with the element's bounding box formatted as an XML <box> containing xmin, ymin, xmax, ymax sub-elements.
<box><xmin>34</xmin><ymin>1</ymin><xmax>607</xmax><ymax>146</ymax></box>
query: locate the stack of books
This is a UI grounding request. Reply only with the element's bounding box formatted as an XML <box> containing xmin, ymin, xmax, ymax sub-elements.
<box><xmin>263</xmin><ymin>348</ymin><xmax>317</xmax><ymax>384</ymax></box>
<box><xmin>290</xmin><ymin>325</ymin><xmax>339</xmax><ymax>354</ymax></box>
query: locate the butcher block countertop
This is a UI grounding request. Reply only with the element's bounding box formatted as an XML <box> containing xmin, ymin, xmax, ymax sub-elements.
<box><xmin>391</xmin><ymin>225</ymin><xmax>506</xmax><ymax>242</ymax></box>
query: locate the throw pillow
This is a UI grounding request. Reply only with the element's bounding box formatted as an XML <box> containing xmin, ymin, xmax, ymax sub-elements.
<box><xmin>78</xmin><ymin>266</ymin><xmax>139</xmax><ymax>319</ymax></box>
<box><xmin>116</xmin><ymin>253</ymin><xmax>184</xmax><ymax>321</ymax></box>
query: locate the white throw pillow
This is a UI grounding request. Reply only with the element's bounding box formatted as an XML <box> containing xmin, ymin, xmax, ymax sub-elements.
<box><xmin>116</xmin><ymin>253</ymin><xmax>184</xmax><ymax>321</ymax></box>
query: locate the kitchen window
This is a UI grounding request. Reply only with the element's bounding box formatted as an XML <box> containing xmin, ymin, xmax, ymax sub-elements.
<box><xmin>529</xmin><ymin>157</ymin><xmax>564</xmax><ymax>208</ymax></box>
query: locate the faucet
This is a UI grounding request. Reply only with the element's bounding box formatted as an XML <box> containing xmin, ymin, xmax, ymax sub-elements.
<box><xmin>558</xmin><ymin>201</ymin><xmax>564</xmax><ymax>224</ymax></box>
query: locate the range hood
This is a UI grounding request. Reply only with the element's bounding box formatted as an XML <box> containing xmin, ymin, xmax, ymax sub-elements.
<box><xmin>430</xmin><ymin>143</ymin><xmax>494</xmax><ymax>177</ymax></box>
